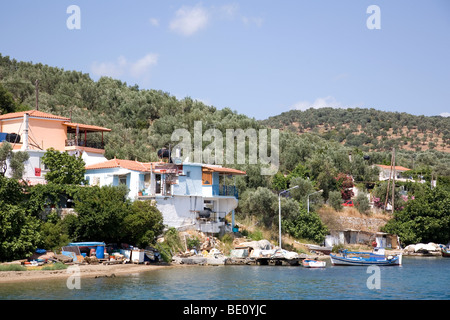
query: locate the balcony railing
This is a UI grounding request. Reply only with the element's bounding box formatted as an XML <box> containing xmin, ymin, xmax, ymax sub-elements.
<box><xmin>212</xmin><ymin>185</ymin><xmax>239</xmax><ymax>199</ymax></box>
<box><xmin>65</xmin><ymin>139</ymin><xmax>105</xmax><ymax>149</ymax></box>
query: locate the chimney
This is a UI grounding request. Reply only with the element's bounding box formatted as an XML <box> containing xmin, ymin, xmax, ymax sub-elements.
<box><xmin>21</xmin><ymin>113</ymin><xmax>29</xmax><ymax>151</ymax></box>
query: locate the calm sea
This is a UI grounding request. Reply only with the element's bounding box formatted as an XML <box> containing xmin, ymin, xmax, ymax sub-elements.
<box><xmin>0</xmin><ymin>256</ymin><xmax>449</xmax><ymax>300</ymax></box>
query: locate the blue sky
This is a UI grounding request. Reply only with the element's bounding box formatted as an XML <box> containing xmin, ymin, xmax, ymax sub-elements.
<box><xmin>1</xmin><ymin>1</ymin><xmax>449</xmax><ymax>120</ymax></box>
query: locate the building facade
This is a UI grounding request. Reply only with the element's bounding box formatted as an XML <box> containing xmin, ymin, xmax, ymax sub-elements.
<box><xmin>0</xmin><ymin>110</ymin><xmax>110</xmax><ymax>184</ymax></box>
<box><xmin>85</xmin><ymin>159</ymin><xmax>245</xmax><ymax>234</ymax></box>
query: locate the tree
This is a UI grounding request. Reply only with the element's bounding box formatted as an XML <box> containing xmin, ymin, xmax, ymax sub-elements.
<box><xmin>123</xmin><ymin>200</ymin><xmax>164</xmax><ymax>248</ymax></box>
<box><xmin>0</xmin><ymin>84</ymin><xmax>19</xmax><ymax>115</ymax></box>
<box><xmin>0</xmin><ymin>142</ymin><xmax>29</xmax><ymax>179</ymax></box>
<box><xmin>39</xmin><ymin>211</ymin><xmax>70</xmax><ymax>252</ymax></box>
<box><xmin>71</xmin><ymin>185</ymin><xmax>131</xmax><ymax>243</ymax></box>
<box><xmin>239</xmin><ymin>187</ymin><xmax>278</xmax><ymax>227</ymax></box>
<box><xmin>0</xmin><ymin>176</ymin><xmax>41</xmax><ymax>262</ymax></box>
<box><xmin>0</xmin><ymin>142</ymin><xmax>13</xmax><ymax>176</ymax></box>
<box><xmin>329</xmin><ymin>190</ymin><xmax>342</xmax><ymax>211</ymax></box>
<box><xmin>283</xmin><ymin>204</ymin><xmax>329</xmax><ymax>244</ymax></box>
<box><xmin>382</xmin><ymin>186</ymin><xmax>450</xmax><ymax>245</ymax></box>
<box><xmin>42</xmin><ymin>148</ymin><xmax>87</xmax><ymax>185</ymax></box>
<box><xmin>0</xmin><ymin>201</ymin><xmax>42</xmax><ymax>262</ymax></box>
<box><xmin>355</xmin><ymin>192</ymin><xmax>370</xmax><ymax>214</ymax></box>
<box><xmin>9</xmin><ymin>150</ymin><xmax>29</xmax><ymax>180</ymax></box>
<box><xmin>335</xmin><ymin>173</ymin><xmax>354</xmax><ymax>200</ymax></box>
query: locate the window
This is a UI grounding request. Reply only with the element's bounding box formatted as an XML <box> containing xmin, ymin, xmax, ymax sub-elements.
<box><xmin>119</xmin><ymin>175</ymin><xmax>127</xmax><ymax>185</ymax></box>
<box><xmin>202</xmin><ymin>171</ymin><xmax>212</xmax><ymax>185</ymax></box>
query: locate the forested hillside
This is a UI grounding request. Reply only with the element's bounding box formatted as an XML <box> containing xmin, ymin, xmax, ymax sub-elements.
<box><xmin>1</xmin><ymin>53</ymin><xmax>450</xmax><ymax>181</ymax></box>
<box><xmin>1</xmin><ymin>53</ymin><xmax>449</xmax><ymax>251</ymax></box>
<box><xmin>262</xmin><ymin>108</ymin><xmax>450</xmax><ymax>153</ymax></box>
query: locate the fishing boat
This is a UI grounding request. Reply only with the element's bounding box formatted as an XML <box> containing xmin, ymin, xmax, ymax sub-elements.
<box><xmin>330</xmin><ymin>248</ymin><xmax>402</xmax><ymax>266</ymax></box>
<box><xmin>440</xmin><ymin>246</ymin><xmax>450</xmax><ymax>257</ymax></box>
<box><xmin>302</xmin><ymin>259</ymin><xmax>326</xmax><ymax>268</ymax></box>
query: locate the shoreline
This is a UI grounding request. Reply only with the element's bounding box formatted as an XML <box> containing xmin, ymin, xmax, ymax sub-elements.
<box><xmin>0</xmin><ymin>263</ymin><xmax>171</xmax><ymax>284</ymax></box>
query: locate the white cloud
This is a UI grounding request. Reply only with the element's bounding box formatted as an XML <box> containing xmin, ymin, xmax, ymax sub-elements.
<box><xmin>291</xmin><ymin>96</ymin><xmax>346</xmax><ymax>111</ymax></box>
<box><xmin>218</xmin><ymin>3</ymin><xmax>239</xmax><ymax>18</ymax></box>
<box><xmin>129</xmin><ymin>53</ymin><xmax>158</xmax><ymax>78</ymax></box>
<box><xmin>169</xmin><ymin>4</ymin><xmax>209</xmax><ymax>36</ymax></box>
<box><xmin>91</xmin><ymin>53</ymin><xmax>158</xmax><ymax>80</ymax></box>
<box><xmin>440</xmin><ymin>112</ymin><xmax>450</xmax><ymax>117</ymax></box>
<box><xmin>241</xmin><ymin>16</ymin><xmax>264</xmax><ymax>27</ymax></box>
<box><xmin>149</xmin><ymin>18</ymin><xmax>159</xmax><ymax>27</ymax></box>
<box><xmin>91</xmin><ymin>56</ymin><xmax>128</xmax><ymax>78</ymax></box>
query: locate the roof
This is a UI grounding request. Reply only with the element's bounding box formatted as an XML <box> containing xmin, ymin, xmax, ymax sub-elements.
<box><xmin>63</xmin><ymin>122</ymin><xmax>111</xmax><ymax>132</ymax></box>
<box><xmin>0</xmin><ymin>110</ymin><xmax>70</xmax><ymax>121</ymax></box>
<box><xmin>375</xmin><ymin>164</ymin><xmax>411</xmax><ymax>172</ymax></box>
<box><xmin>85</xmin><ymin>158</ymin><xmax>151</xmax><ymax>172</ymax></box>
<box><xmin>203</xmin><ymin>165</ymin><xmax>246</xmax><ymax>175</ymax></box>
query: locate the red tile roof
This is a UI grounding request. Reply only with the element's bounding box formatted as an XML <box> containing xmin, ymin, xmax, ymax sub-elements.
<box><xmin>0</xmin><ymin>110</ymin><xmax>70</xmax><ymax>121</ymax></box>
<box><xmin>375</xmin><ymin>164</ymin><xmax>411</xmax><ymax>171</ymax></box>
<box><xmin>85</xmin><ymin>158</ymin><xmax>151</xmax><ymax>172</ymax></box>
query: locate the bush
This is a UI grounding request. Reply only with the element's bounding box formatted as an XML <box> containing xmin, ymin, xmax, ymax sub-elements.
<box><xmin>123</xmin><ymin>200</ymin><xmax>164</xmax><ymax>248</ymax></box>
<box><xmin>328</xmin><ymin>191</ymin><xmax>342</xmax><ymax>211</ymax></box>
<box><xmin>283</xmin><ymin>206</ymin><xmax>329</xmax><ymax>244</ymax></box>
<box><xmin>0</xmin><ymin>264</ymin><xmax>27</xmax><ymax>271</ymax></box>
<box><xmin>355</xmin><ymin>192</ymin><xmax>370</xmax><ymax>214</ymax></box>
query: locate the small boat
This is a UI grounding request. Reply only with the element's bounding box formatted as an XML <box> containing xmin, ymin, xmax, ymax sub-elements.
<box><xmin>440</xmin><ymin>246</ymin><xmax>450</xmax><ymax>257</ymax></box>
<box><xmin>330</xmin><ymin>248</ymin><xmax>402</xmax><ymax>266</ymax></box>
<box><xmin>306</xmin><ymin>244</ymin><xmax>332</xmax><ymax>255</ymax></box>
<box><xmin>302</xmin><ymin>259</ymin><xmax>326</xmax><ymax>268</ymax></box>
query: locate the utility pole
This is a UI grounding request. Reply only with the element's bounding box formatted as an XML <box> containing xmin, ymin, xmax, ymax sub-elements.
<box><xmin>384</xmin><ymin>150</ymin><xmax>394</xmax><ymax>211</ymax></box>
<box><xmin>391</xmin><ymin>148</ymin><xmax>396</xmax><ymax>214</ymax></box>
<box><xmin>35</xmin><ymin>79</ymin><xmax>39</xmax><ymax>110</ymax></box>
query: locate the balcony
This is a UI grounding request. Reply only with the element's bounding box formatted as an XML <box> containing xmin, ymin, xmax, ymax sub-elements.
<box><xmin>65</xmin><ymin>139</ymin><xmax>105</xmax><ymax>150</ymax></box>
<box><xmin>64</xmin><ymin>122</ymin><xmax>110</xmax><ymax>152</ymax></box>
<box><xmin>212</xmin><ymin>185</ymin><xmax>239</xmax><ymax>199</ymax></box>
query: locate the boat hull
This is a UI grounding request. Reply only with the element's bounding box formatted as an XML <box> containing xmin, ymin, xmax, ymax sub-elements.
<box><xmin>330</xmin><ymin>254</ymin><xmax>402</xmax><ymax>266</ymax></box>
<box><xmin>302</xmin><ymin>259</ymin><xmax>326</xmax><ymax>268</ymax></box>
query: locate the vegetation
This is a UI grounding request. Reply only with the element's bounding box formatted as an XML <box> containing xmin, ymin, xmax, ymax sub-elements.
<box><xmin>382</xmin><ymin>186</ymin><xmax>450</xmax><ymax>245</ymax></box>
<box><xmin>0</xmin><ymin>53</ymin><xmax>449</xmax><ymax>258</ymax></box>
<box><xmin>41</xmin><ymin>148</ymin><xmax>87</xmax><ymax>185</ymax></box>
<box><xmin>262</xmin><ymin>107</ymin><xmax>450</xmax><ymax>154</ymax></box>
<box><xmin>0</xmin><ymin>142</ymin><xmax>29</xmax><ymax>179</ymax></box>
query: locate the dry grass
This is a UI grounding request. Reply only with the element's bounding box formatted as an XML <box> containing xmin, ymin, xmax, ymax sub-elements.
<box><xmin>318</xmin><ymin>205</ymin><xmax>391</xmax><ymax>221</ymax></box>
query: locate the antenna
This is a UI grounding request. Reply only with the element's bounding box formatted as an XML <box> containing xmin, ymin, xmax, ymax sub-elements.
<box><xmin>35</xmin><ymin>79</ymin><xmax>39</xmax><ymax>110</ymax></box>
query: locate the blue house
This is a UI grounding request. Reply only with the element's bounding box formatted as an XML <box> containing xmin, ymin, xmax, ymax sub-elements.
<box><xmin>85</xmin><ymin>159</ymin><xmax>245</xmax><ymax>234</ymax></box>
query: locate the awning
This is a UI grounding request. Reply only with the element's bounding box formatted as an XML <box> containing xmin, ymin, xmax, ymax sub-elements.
<box><xmin>203</xmin><ymin>165</ymin><xmax>246</xmax><ymax>176</ymax></box>
<box><xmin>64</xmin><ymin>122</ymin><xmax>111</xmax><ymax>133</ymax></box>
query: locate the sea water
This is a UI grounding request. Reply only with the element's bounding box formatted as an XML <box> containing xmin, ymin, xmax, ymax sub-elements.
<box><xmin>0</xmin><ymin>256</ymin><xmax>448</xmax><ymax>300</ymax></box>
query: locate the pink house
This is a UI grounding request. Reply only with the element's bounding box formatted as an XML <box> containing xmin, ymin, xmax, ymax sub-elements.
<box><xmin>0</xmin><ymin>110</ymin><xmax>110</xmax><ymax>184</ymax></box>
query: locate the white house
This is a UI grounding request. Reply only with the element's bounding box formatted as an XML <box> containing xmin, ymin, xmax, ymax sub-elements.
<box><xmin>85</xmin><ymin>158</ymin><xmax>246</xmax><ymax>234</ymax></box>
<box><xmin>374</xmin><ymin>164</ymin><xmax>412</xmax><ymax>182</ymax></box>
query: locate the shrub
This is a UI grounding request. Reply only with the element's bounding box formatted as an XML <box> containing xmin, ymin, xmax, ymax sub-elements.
<box><xmin>355</xmin><ymin>192</ymin><xmax>371</xmax><ymax>214</ymax></box>
<box><xmin>328</xmin><ymin>191</ymin><xmax>342</xmax><ymax>211</ymax></box>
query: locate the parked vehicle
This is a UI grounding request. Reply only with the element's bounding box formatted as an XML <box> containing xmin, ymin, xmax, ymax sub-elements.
<box><xmin>343</xmin><ymin>200</ymin><xmax>354</xmax><ymax>207</ymax></box>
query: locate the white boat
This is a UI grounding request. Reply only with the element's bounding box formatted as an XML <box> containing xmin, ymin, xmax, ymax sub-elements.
<box><xmin>302</xmin><ymin>259</ymin><xmax>326</xmax><ymax>268</ymax></box>
<box><xmin>330</xmin><ymin>248</ymin><xmax>402</xmax><ymax>266</ymax></box>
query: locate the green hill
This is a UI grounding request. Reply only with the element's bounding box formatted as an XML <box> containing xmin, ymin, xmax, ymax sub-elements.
<box><xmin>261</xmin><ymin>108</ymin><xmax>450</xmax><ymax>154</ymax></box>
<box><xmin>1</xmin><ymin>53</ymin><xmax>449</xmax><ymax>182</ymax></box>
